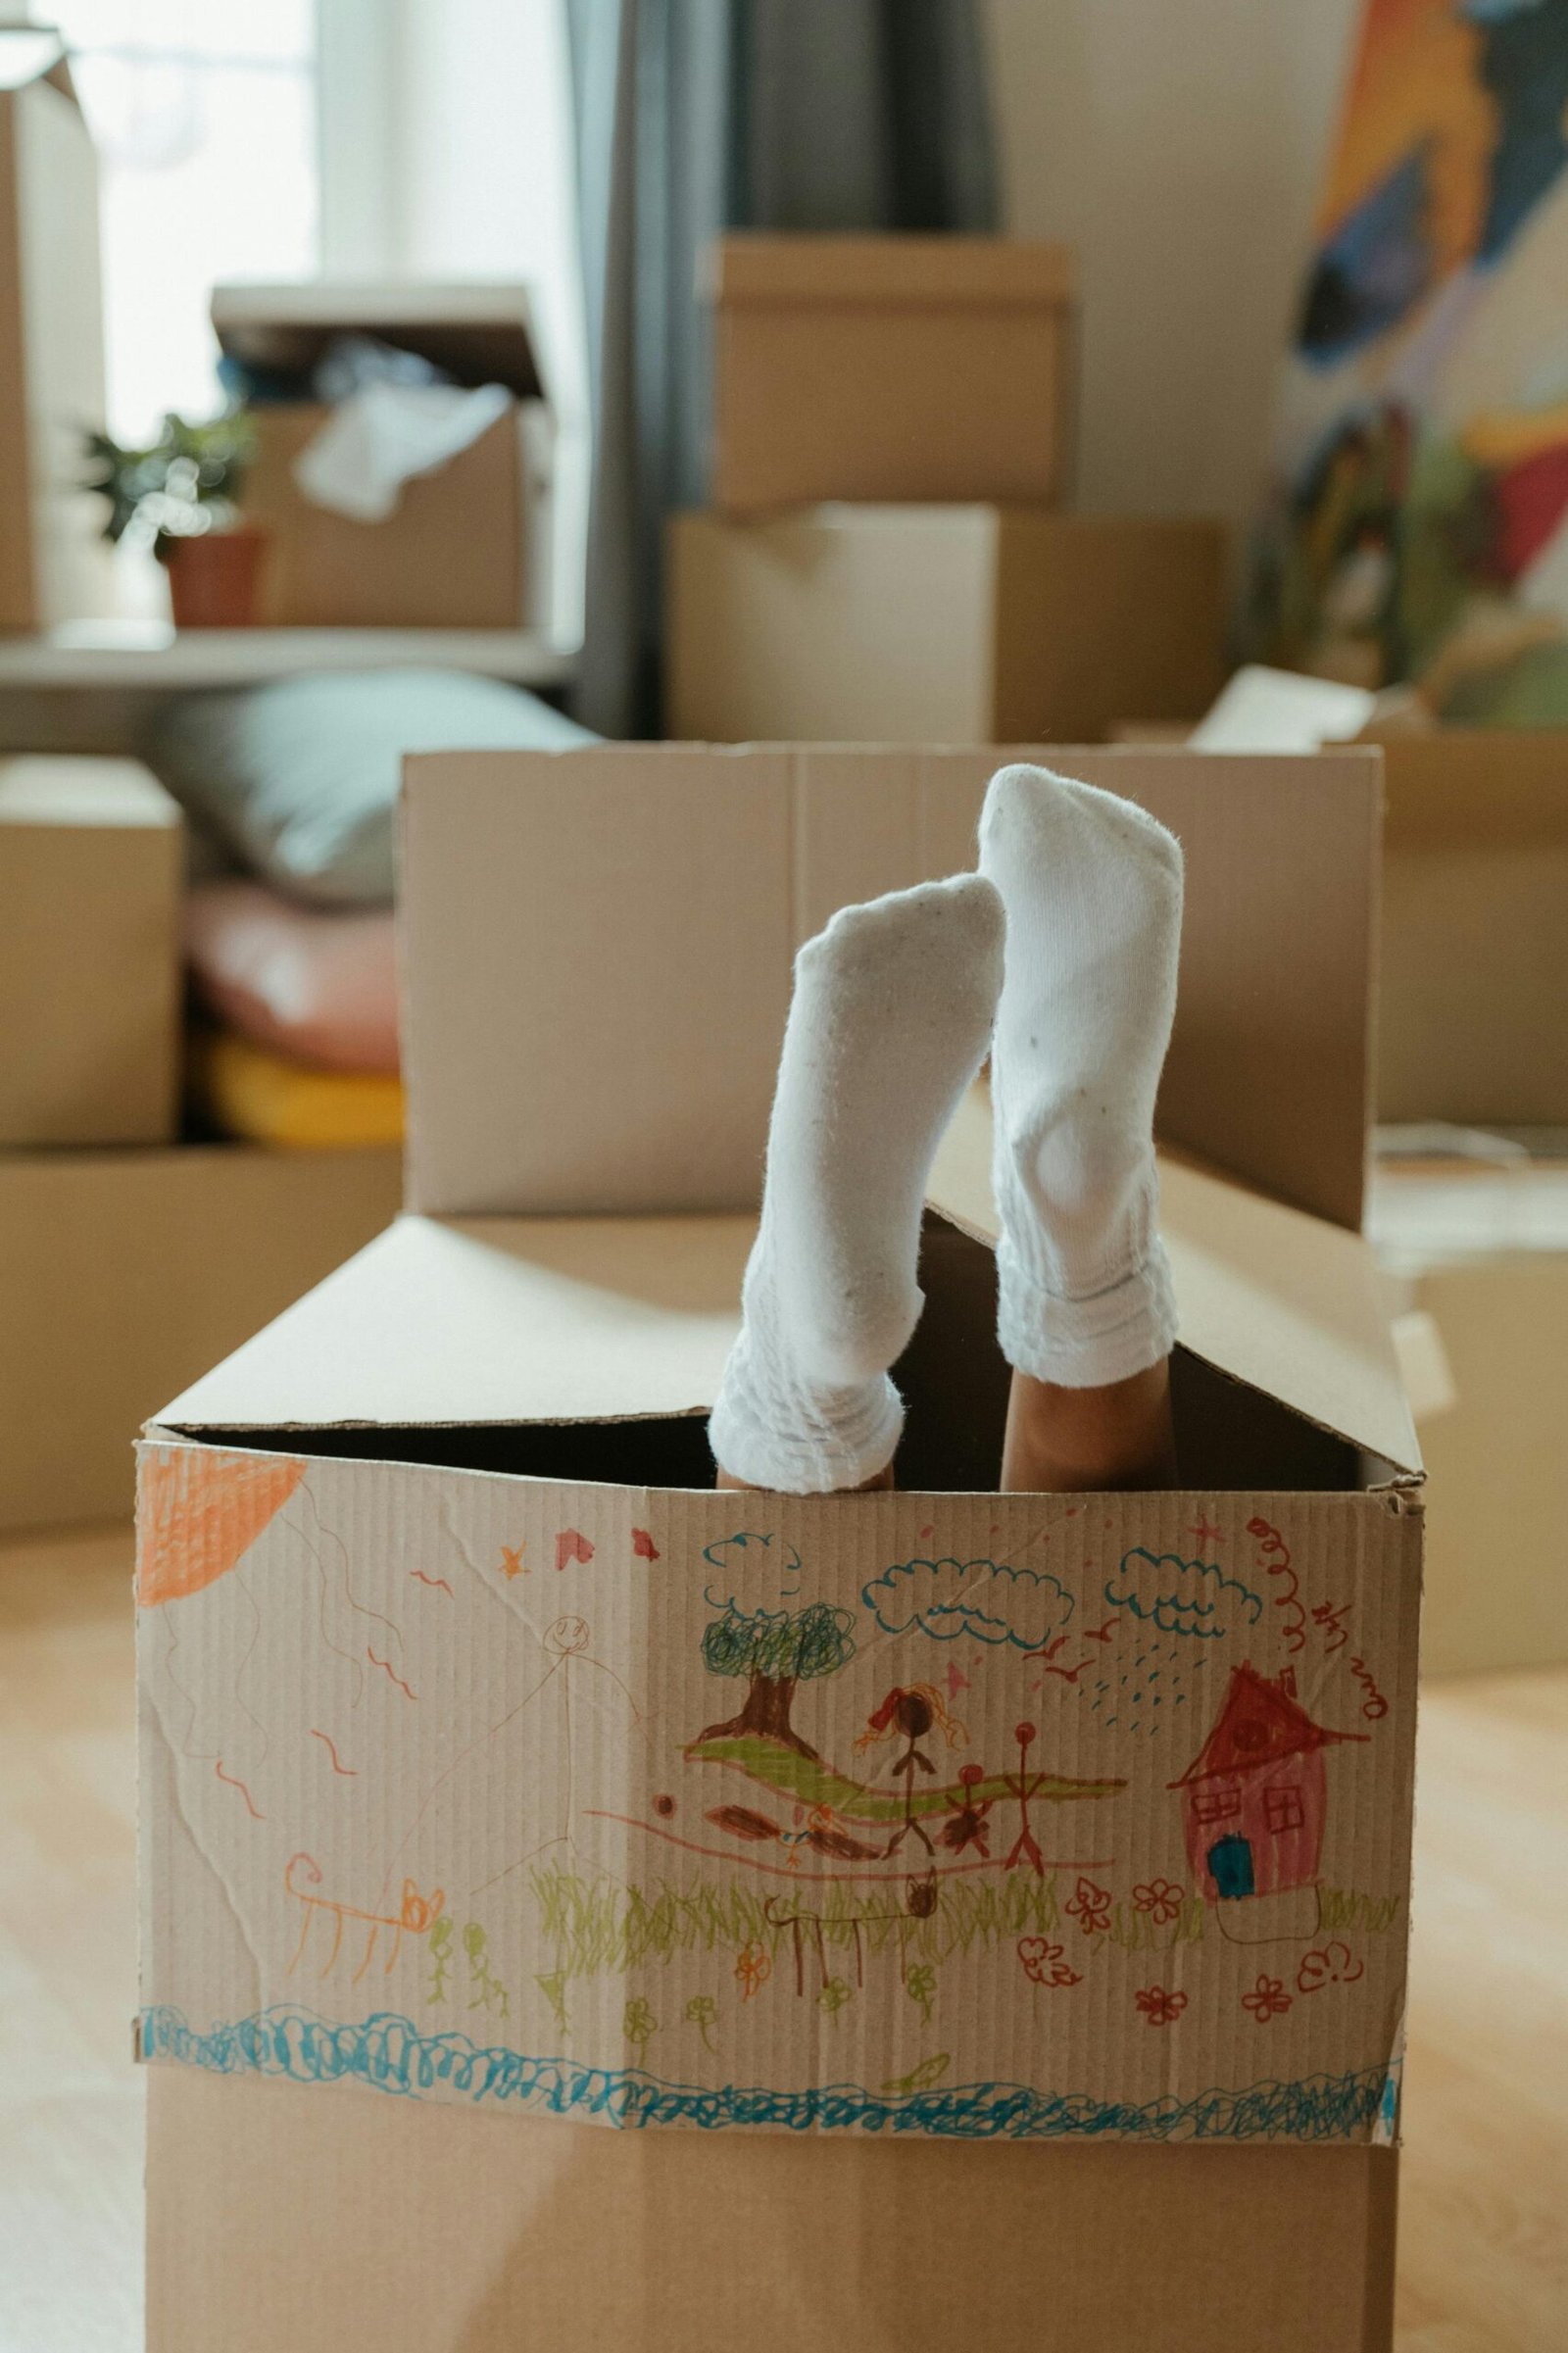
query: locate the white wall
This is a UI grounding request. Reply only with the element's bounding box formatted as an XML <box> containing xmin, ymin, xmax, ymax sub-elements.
<box><xmin>985</xmin><ymin>0</ymin><xmax>1360</xmax><ymax>537</ymax></box>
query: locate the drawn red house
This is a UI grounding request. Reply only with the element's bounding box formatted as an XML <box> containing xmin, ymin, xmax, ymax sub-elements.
<box><xmin>1169</xmin><ymin>1664</ymin><xmax>1366</xmax><ymax>1904</ymax></box>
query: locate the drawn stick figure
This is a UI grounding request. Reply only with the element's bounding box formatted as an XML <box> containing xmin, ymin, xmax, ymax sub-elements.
<box><xmin>1004</xmin><ymin>1721</ymin><xmax>1048</xmax><ymax>1876</ymax></box>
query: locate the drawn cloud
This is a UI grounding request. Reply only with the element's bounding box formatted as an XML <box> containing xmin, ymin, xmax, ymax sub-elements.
<box><xmin>860</xmin><ymin>1557</ymin><xmax>1075</xmax><ymax>1650</ymax></box>
<box><xmin>1102</xmin><ymin>1547</ymin><xmax>1263</xmax><ymax>1642</ymax></box>
<box><xmin>702</xmin><ymin>1530</ymin><xmax>803</xmax><ymax>1606</ymax></box>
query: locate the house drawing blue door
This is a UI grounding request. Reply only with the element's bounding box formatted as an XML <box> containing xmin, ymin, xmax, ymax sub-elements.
<box><xmin>1208</xmin><ymin>1834</ymin><xmax>1254</xmax><ymax>1899</ymax></box>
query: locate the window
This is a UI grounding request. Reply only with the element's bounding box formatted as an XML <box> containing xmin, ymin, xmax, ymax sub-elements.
<box><xmin>1192</xmin><ymin>1783</ymin><xmax>1241</xmax><ymax>1825</ymax></box>
<box><xmin>55</xmin><ymin>1</ymin><xmax>318</xmax><ymax>442</ymax></box>
<box><xmin>1265</xmin><ymin>1786</ymin><xmax>1304</xmax><ymax>1835</ymax></box>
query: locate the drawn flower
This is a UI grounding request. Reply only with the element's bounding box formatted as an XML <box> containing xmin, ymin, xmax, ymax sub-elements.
<box><xmin>1016</xmin><ymin>1936</ymin><xmax>1081</xmax><ymax>1988</ymax></box>
<box><xmin>734</xmin><ymin>1940</ymin><xmax>772</xmax><ymax>2000</ymax></box>
<box><xmin>1065</xmin><ymin>1875</ymin><xmax>1112</xmax><ymax>1935</ymax></box>
<box><xmin>1297</xmin><ymin>1941</ymin><xmax>1364</xmax><ymax>1995</ymax></box>
<box><xmin>1242</xmin><ymin>1974</ymin><xmax>1293</xmax><ymax>2021</ymax></box>
<box><xmin>817</xmin><ymin>1977</ymin><xmax>854</xmax><ymax>2018</ymax></box>
<box><xmin>1132</xmin><ymin>1877</ymin><xmax>1185</xmax><ymax>1925</ymax></box>
<box><xmin>1134</xmin><ymin>1985</ymin><xmax>1189</xmax><ymax>2027</ymax></box>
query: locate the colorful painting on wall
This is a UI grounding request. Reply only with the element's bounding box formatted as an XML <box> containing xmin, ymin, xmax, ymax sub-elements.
<box><xmin>1249</xmin><ymin>0</ymin><xmax>1568</xmax><ymax>719</ymax></box>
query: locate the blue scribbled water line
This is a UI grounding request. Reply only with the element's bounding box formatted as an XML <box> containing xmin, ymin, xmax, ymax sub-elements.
<box><xmin>139</xmin><ymin>2006</ymin><xmax>1389</xmax><ymax>2141</ymax></box>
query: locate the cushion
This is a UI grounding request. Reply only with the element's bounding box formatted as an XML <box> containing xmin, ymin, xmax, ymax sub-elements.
<box><xmin>189</xmin><ymin>1028</ymin><xmax>405</xmax><ymax>1149</ymax></box>
<box><xmin>185</xmin><ymin>881</ymin><xmax>399</xmax><ymax>1074</ymax></box>
<box><xmin>146</xmin><ymin>669</ymin><xmax>595</xmax><ymax>906</ymax></box>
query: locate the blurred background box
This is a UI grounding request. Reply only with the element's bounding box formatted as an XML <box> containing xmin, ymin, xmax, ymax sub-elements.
<box><xmin>1374</xmin><ymin>1155</ymin><xmax>1568</xmax><ymax>1675</ymax></box>
<box><xmin>1380</xmin><ymin>733</ymin><xmax>1568</xmax><ymax>1128</ymax></box>
<box><xmin>0</xmin><ymin>1143</ymin><xmax>402</xmax><ymax>1530</ymax></box>
<box><xmin>708</xmin><ymin>235</ymin><xmax>1075</xmax><ymax>514</ymax></box>
<box><xmin>212</xmin><ymin>281</ymin><xmax>556</xmax><ymax>629</ymax></box>
<box><xmin>0</xmin><ymin>757</ymin><xmax>181</xmax><ymax>1147</ymax></box>
<box><xmin>668</xmin><ymin>507</ymin><xmax>1226</xmax><ymax>743</ymax></box>
<box><xmin>0</xmin><ymin>30</ymin><xmax>115</xmax><ymax>631</ymax></box>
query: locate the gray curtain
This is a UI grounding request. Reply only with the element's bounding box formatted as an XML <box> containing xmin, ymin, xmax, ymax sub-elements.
<box><xmin>564</xmin><ymin>0</ymin><xmax>999</xmax><ymax>737</ymax></box>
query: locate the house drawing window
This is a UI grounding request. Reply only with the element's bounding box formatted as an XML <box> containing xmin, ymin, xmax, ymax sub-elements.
<box><xmin>1192</xmin><ymin>1782</ymin><xmax>1241</xmax><ymax>1825</ymax></box>
<box><xmin>1265</xmin><ymin>1785</ymin><xmax>1304</xmax><ymax>1834</ymax></box>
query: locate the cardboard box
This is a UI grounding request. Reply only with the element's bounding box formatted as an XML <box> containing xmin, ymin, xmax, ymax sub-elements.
<box><xmin>667</xmin><ymin>510</ymin><xmax>1228</xmax><ymax>745</ymax></box>
<box><xmin>0</xmin><ymin>30</ymin><xmax>116</xmax><ymax>630</ymax></box>
<box><xmin>1375</xmin><ymin>1154</ymin><xmax>1568</xmax><ymax>1674</ymax></box>
<box><xmin>1188</xmin><ymin>670</ymin><xmax>1568</xmax><ymax>1127</ymax></box>
<box><xmin>213</xmin><ymin>281</ymin><xmax>555</xmax><ymax>629</ymax></box>
<box><xmin>0</xmin><ymin>757</ymin><xmax>182</xmax><ymax>1147</ymax></box>
<box><xmin>1379</xmin><ymin>731</ymin><xmax>1568</xmax><ymax>1128</ymax></box>
<box><xmin>138</xmin><ymin>745</ymin><xmax>1419</xmax><ymax>2353</ymax></box>
<box><xmin>0</xmin><ymin>1143</ymin><xmax>402</xmax><ymax>1529</ymax></box>
<box><xmin>708</xmin><ymin>235</ymin><xmax>1074</xmax><ymax>512</ymax></box>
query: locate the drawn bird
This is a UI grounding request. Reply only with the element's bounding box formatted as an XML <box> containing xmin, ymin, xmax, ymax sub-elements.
<box><xmin>1081</xmin><ymin>1617</ymin><xmax>1121</xmax><ymax>1644</ymax></box>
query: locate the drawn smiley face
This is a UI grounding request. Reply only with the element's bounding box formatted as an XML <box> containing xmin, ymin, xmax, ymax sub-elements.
<box><xmin>545</xmin><ymin>1613</ymin><xmax>591</xmax><ymax>1656</ymax></box>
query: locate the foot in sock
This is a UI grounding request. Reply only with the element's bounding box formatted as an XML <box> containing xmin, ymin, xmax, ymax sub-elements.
<box><xmin>978</xmin><ymin>761</ymin><xmax>1183</xmax><ymax>1390</ymax></box>
<box><xmin>709</xmin><ymin>874</ymin><xmax>1005</xmax><ymax>1494</ymax></box>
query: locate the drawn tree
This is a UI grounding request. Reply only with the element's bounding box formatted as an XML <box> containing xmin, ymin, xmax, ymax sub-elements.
<box><xmin>697</xmin><ymin>1598</ymin><xmax>856</xmax><ymax>1760</ymax></box>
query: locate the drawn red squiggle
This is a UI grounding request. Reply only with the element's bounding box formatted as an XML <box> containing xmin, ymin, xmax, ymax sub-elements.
<box><xmin>1348</xmin><ymin>1656</ymin><xmax>1389</xmax><ymax>1721</ymax></box>
<box><xmin>310</xmin><ymin>1728</ymin><xmax>358</xmax><ymax>1776</ymax></box>
<box><xmin>215</xmin><ymin>1759</ymin><xmax>265</xmax><ymax>1818</ymax></box>
<box><xmin>1248</xmin><ymin>1515</ymin><xmax>1306</xmax><ymax>1653</ymax></box>
<box><xmin>368</xmin><ymin>1646</ymin><xmax>418</xmax><ymax>1701</ymax></box>
<box><xmin>409</xmin><ymin>1570</ymin><xmax>454</xmax><ymax>1594</ymax></box>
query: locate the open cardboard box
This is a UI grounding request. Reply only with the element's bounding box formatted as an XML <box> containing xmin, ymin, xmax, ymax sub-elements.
<box><xmin>213</xmin><ymin>280</ymin><xmax>557</xmax><ymax>630</ymax></box>
<box><xmin>138</xmin><ymin>746</ymin><xmax>1420</xmax><ymax>2353</ymax></box>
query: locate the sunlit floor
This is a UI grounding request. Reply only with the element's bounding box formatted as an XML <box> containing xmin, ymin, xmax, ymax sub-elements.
<box><xmin>1</xmin><ymin>1524</ymin><xmax>1563</xmax><ymax>2352</ymax></box>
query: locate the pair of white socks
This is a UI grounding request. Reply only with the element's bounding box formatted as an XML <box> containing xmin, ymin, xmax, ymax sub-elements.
<box><xmin>707</xmin><ymin>763</ymin><xmax>1183</xmax><ymax>1494</ymax></box>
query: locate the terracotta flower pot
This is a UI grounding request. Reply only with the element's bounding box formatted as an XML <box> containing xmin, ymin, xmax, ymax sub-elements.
<box><xmin>164</xmin><ymin>527</ymin><xmax>268</xmax><ymax>628</ymax></box>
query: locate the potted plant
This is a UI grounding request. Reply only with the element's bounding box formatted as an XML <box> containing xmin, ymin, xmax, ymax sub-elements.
<box><xmin>83</xmin><ymin>410</ymin><xmax>266</xmax><ymax>627</ymax></box>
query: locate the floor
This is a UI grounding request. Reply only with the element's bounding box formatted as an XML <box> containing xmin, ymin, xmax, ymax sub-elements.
<box><xmin>1</xmin><ymin>1526</ymin><xmax>1563</xmax><ymax>2352</ymax></box>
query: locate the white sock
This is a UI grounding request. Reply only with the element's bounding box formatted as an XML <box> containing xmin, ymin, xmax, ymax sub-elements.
<box><xmin>710</xmin><ymin>875</ymin><xmax>1004</xmax><ymax>1493</ymax></box>
<box><xmin>978</xmin><ymin>761</ymin><xmax>1183</xmax><ymax>1388</ymax></box>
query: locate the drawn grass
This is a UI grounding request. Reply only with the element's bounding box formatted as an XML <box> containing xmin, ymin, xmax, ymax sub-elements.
<box><xmin>685</xmin><ymin>1732</ymin><xmax>1125</xmax><ymax>1821</ymax></box>
<box><xmin>529</xmin><ymin>1862</ymin><xmax>1074</xmax><ymax>1985</ymax></box>
<box><xmin>1316</xmin><ymin>1887</ymin><xmax>1402</xmax><ymax>1936</ymax></box>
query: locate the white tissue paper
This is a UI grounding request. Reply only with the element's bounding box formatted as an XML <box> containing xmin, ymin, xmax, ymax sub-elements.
<box><xmin>292</xmin><ymin>381</ymin><xmax>513</xmax><ymax>524</ymax></box>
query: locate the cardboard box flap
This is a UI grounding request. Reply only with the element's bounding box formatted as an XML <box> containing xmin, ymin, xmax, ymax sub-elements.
<box><xmin>154</xmin><ymin>1211</ymin><xmax>752</xmax><ymax>1435</ymax></box>
<box><xmin>401</xmin><ymin>745</ymin><xmax>1380</xmax><ymax>1233</ymax></box>
<box><xmin>211</xmin><ymin>280</ymin><xmax>546</xmax><ymax>401</ymax></box>
<box><xmin>930</xmin><ymin>1086</ymin><xmax>1421</xmax><ymax>1477</ymax></box>
<box><xmin>709</xmin><ymin>234</ymin><xmax>1074</xmax><ymax>308</ymax></box>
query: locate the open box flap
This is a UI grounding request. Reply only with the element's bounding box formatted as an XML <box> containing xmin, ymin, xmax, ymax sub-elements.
<box><xmin>932</xmin><ymin>1087</ymin><xmax>1421</xmax><ymax>1476</ymax></box>
<box><xmin>400</xmin><ymin>745</ymin><xmax>1381</xmax><ymax>1234</ymax></box>
<box><xmin>211</xmin><ymin>281</ymin><xmax>547</xmax><ymax>401</ymax></box>
<box><xmin>154</xmin><ymin>1210</ymin><xmax>753</xmax><ymax>1435</ymax></box>
<box><xmin>157</xmin><ymin>1104</ymin><xmax>1419</xmax><ymax>1477</ymax></box>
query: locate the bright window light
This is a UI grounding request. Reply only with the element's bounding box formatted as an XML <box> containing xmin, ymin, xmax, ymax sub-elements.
<box><xmin>55</xmin><ymin>0</ymin><xmax>318</xmax><ymax>441</ymax></box>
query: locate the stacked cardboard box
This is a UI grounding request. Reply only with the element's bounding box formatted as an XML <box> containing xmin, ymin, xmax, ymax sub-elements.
<box><xmin>140</xmin><ymin>743</ymin><xmax>1418</xmax><ymax>2353</ymax></box>
<box><xmin>0</xmin><ymin>30</ymin><xmax>116</xmax><ymax>630</ymax></box>
<box><xmin>666</xmin><ymin>236</ymin><xmax>1227</xmax><ymax>741</ymax></box>
<box><xmin>1188</xmin><ymin>667</ymin><xmax>1568</xmax><ymax>1668</ymax></box>
<box><xmin>0</xmin><ymin>756</ymin><xmax>401</xmax><ymax>1531</ymax></box>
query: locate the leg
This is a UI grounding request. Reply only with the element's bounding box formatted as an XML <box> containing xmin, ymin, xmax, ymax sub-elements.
<box><xmin>979</xmin><ymin>764</ymin><xmax>1183</xmax><ymax>1494</ymax></box>
<box><xmin>710</xmin><ymin>876</ymin><xmax>1004</xmax><ymax>1495</ymax></box>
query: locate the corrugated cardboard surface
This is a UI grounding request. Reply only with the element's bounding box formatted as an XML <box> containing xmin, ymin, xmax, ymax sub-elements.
<box><xmin>666</xmin><ymin>510</ymin><xmax>1225</xmax><ymax>744</ymax></box>
<box><xmin>0</xmin><ymin>756</ymin><xmax>182</xmax><ymax>1146</ymax></box>
<box><xmin>1380</xmin><ymin>730</ymin><xmax>1568</xmax><ymax>1125</ymax></box>
<box><xmin>0</xmin><ymin>1144</ymin><xmax>401</xmax><ymax>1529</ymax></box>
<box><xmin>399</xmin><ymin>745</ymin><xmax>1380</xmax><ymax>1233</ymax></box>
<box><xmin>138</xmin><ymin>1446</ymin><xmax>1419</xmax><ymax>2144</ymax></box>
<box><xmin>153</xmin><ymin>1148</ymin><xmax>1419</xmax><ymax>1481</ymax></box>
<box><xmin>148</xmin><ymin>2066</ymin><xmax>1397</xmax><ymax>2353</ymax></box>
<box><xmin>240</xmin><ymin>403</ymin><xmax>529</xmax><ymax>629</ymax></box>
<box><xmin>710</xmin><ymin>236</ymin><xmax>1073</xmax><ymax>512</ymax></box>
<box><xmin>1374</xmin><ymin>1156</ymin><xmax>1568</xmax><ymax>1673</ymax></box>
